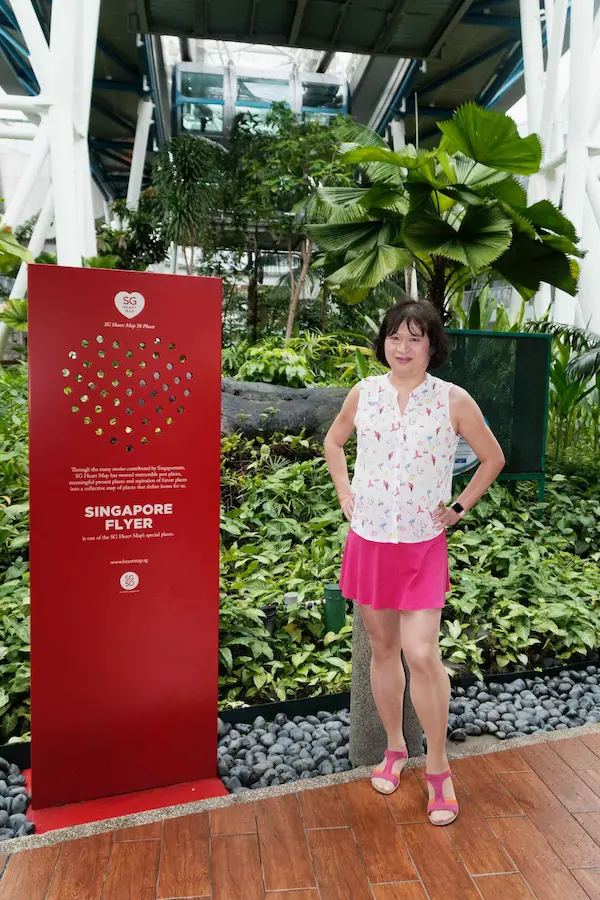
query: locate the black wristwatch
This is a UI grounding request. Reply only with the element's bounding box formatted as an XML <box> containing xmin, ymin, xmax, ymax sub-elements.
<box><xmin>451</xmin><ymin>501</ymin><xmax>465</xmax><ymax>518</ymax></box>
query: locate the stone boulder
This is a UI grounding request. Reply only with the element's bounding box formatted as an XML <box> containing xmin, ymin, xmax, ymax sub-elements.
<box><xmin>221</xmin><ymin>378</ymin><xmax>349</xmax><ymax>438</ymax></box>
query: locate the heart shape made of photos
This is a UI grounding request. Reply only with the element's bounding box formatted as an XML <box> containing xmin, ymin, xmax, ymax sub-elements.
<box><xmin>62</xmin><ymin>334</ymin><xmax>193</xmax><ymax>452</ymax></box>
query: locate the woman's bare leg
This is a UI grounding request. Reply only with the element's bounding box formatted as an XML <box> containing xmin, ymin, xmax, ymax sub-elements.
<box><xmin>359</xmin><ymin>605</ymin><xmax>406</xmax><ymax>792</ymax></box>
<box><xmin>400</xmin><ymin>608</ymin><xmax>455</xmax><ymax>824</ymax></box>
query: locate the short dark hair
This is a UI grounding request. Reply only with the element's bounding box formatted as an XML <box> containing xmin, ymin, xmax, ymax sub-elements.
<box><xmin>373</xmin><ymin>299</ymin><xmax>450</xmax><ymax>370</ymax></box>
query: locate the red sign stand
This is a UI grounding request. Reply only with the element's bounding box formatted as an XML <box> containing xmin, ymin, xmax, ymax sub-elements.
<box><xmin>28</xmin><ymin>265</ymin><xmax>222</xmax><ymax>809</ymax></box>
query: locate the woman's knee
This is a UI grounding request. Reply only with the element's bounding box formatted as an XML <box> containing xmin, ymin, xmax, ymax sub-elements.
<box><xmin>370</xmin><ymin>634</ymin><xmax>401</xmax><ymax>664</ymax></box>
<box><xmin>404</xmin><ymin>642</ymin><xmax>441</xmax><ymax>677</ymax></box>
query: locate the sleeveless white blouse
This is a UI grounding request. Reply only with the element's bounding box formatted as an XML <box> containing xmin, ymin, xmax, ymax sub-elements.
<box><xmin>351</xmin><ymin>373</ymin><xmax>460</xmax><ymax>544</ymax></box>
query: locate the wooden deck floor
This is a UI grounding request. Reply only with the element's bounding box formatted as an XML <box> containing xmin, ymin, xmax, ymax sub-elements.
<box><xmin>4</xmin><ymin>734</ymin><xmax>600</xmax><ymax>898</ymax></box>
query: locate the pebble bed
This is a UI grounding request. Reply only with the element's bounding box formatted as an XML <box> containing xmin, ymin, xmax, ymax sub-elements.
<box><xmin>448</xmin><ymin>666</ymin><xmax>600</xmax><ymax>742</ymax></box>
<box><xmin>218</xmin><ymin>709</ymin><xmax>352</xmax><ymax>794</ymax></box>
<box><xmin>0</xmin><ymin>757</ymin><xmax>34</xmax><ymax>840</ymax></box>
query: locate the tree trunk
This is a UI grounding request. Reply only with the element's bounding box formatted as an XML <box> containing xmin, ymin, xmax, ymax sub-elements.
<box><xmin>183</xmin><ymin>247</ymin><xmax>192</xmax><ymax>276</ymax></box>
<box><xmin>285</xmin><ymin>239</ymin><xmax>313</xmax><ymax>341</ymax></box>
<box><xmin>247</xmin><ymin>251</ymin><xmax>260</xmax><ymax>343</ymax></box>
<box><xmin>321</xmin><ymin>283</ymin><xmax>329</xmax><ymax>333</ymax></box>
<box><xmin>427</xmin><ymin>256</ymin><xmax>447</xmax><ymax>318</ymax></box>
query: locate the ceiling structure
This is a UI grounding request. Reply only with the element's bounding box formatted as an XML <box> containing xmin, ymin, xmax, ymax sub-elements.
<box><xmin>0</xmin><ymin>0</ymin><xmax>534</xmax><ymax>197</ymax></box>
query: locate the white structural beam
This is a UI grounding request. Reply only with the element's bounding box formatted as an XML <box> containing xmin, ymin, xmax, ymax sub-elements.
<box><xmin>539</xmin><ymin>0</ymin><xmax>568</xmax><ymax>150</ymax></box>
<box><xmin>47</xmin><ymin>0</ymin><xmax>85</xmax><ymax>266</ymax></box>
<box><xmin>554</xmin><ymin>0</ymin><xmax>595</xmax><ymax>324</ymax></box>
<box><xmin>520</xmin><ymin>0</ymin><xmax>545</xmax><ymax>136</ymax></box>
<box><xmin>126</xmin><ymin>96</ymin><xmax>154</xmax><ymax>211</ymax></box>
<box><xmin>3</xmin><ymin>122</ymin><xmax>50</xmax><ymax>228</ymax></box>
<box><xmin>0</xmin><ymin>125</ymin><xmax>38</xmax><ymax>139</ymax></box>
<box><xmin>0</xmin><ymin>94</ymin><xmax>51</xmax><ymax>112</ymax></box>
<box><xmin>73</xmin><ymin>0</ymin><xmax>101</xmax><ymax>258</ymax></box>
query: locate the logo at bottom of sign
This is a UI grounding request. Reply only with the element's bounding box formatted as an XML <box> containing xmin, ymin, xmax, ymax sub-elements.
<box><xmin>120</xmin><ymin>571</ymin><xmax>140</xmax><ymax>591</ymax></box>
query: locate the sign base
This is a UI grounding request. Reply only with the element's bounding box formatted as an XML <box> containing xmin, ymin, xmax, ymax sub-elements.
<box><xmin>26</xmin><ymin>770</ymin><xmax>227</xmax><ymax>834</ymax></box>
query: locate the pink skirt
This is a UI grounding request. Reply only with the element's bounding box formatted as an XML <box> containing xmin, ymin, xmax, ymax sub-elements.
<box><xmin>339</xmin><ymin>529</ymin><xmax>450</xmax><ymax>611</ymax></box>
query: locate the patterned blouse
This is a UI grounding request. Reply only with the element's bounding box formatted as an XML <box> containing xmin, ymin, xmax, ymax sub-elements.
<box><xmin>350</xmin><ymin>373</ymin><xmax>460</xmax><ymax>544</ymax></box>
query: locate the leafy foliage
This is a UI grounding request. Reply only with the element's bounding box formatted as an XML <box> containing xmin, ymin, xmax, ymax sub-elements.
<box><xmin>308</xmin><ymin>103</ymin><xmax>581</xmax><ymax>316</ymax></box>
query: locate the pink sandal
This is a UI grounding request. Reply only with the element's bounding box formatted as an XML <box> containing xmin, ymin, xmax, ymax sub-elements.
<box><xmin>424</xmin><ymin>769</ymin><xmax>459</xmax><ymax>825</ymax></box>
<box><xmin>370</xmin><ymin>748</ymin><xmax>408</xmax><ymax>795</ymax></box>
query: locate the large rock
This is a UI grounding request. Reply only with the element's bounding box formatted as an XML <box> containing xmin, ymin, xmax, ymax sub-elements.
<box><xmin>221</xmin><ymin>378</ymin><xmax>348</xmax><ymax>438</ymax></box>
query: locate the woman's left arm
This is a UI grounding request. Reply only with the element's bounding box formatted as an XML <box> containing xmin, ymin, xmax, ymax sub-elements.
<box><xmin>433</xmin><ymin>386</ymin><xmax>506</xmax><ymax>528</ymax></box>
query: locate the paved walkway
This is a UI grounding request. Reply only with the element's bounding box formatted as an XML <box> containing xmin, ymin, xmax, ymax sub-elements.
<box><xmin>4</xmin><ymin>734</ymin><xmax>600</xmax><ymax>898</ymax></box>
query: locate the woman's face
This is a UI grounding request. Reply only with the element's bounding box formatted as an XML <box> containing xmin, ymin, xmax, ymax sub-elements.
<box><xmin>385</xmin><ymin>320</ymin><xmax>431</xmax><ymax>378</ymax></box>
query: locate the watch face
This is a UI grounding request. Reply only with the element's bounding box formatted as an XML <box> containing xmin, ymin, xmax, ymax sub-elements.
<box><xmin>452</xmin><ymin>502</ymin><xmax>464</xmax><ymax>514</ymax></box>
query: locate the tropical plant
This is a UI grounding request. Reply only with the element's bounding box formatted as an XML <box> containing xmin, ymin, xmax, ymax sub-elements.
<box><xmin>152</xmin><ymin>135</ymin><xmax>226</xmax><ymax>274</ymax></box>
<box><xmin>308</xmin><ymin>104</ymin><xmax>582</xmax><ymax>318</ymax></box>
<box><xmin>96</xmin><ymin>192</ymin><xmax>169</xmax><ymax>271</ymax></box>
<box><xmin>228</xmin><ymin>104</ymin><xmax>355</xmax><ymax>339</ymax></box>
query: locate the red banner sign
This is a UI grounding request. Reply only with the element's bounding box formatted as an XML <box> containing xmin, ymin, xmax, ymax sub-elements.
<box><xmin>28</xmin><ymin>265</ymin><xmax>221</xmax><ymax>807</ymax></box>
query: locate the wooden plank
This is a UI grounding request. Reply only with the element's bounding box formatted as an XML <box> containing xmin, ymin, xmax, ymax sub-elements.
<box><xmin>113</xmin><ymin>822</ymin><xmax>163</xmax><ymax>841</ymax></box>
<box><xmin>473</xmin><ymin>873</ymin><xmax>534</xmax><ymax>899</ymax></box>
<box><xmin>385</xmin><ymin>769</ymin><xmax>429</xmax><ymax>825</ymax></box>
<box><xmin>211</xmin><ymin>833</ymin><xmax>263</xmax><ymax>900</ymax></box>
<box><xmin>581</xmin><ymin>732</ymin><xmax>600</xmax><ymax>759</ymax></box>
<box><xmin>307</xmin><ymin>827</ymin><xmax>372</xmax><ymax>900</ymax></box>
<box><xmin>299</xmin><ymin>786</ymin><xmax>348</xmax><ymax>829</ymax></box>
<box><xmin>255</xmin><ymin>794</ymin><xmax>315</xmax><ymax>892</ymax></box>
<box><xmin>371</xmin><ymin>884</ymin><xmax>427</xmax><ymax>899</ymax></box>
<box><xmin>574</xmin><ymin>811</ymin><xmax>600</xmax><ymax>844</ymax></box>
<box><xmin>450</xmin><ymin>756</ymin><xmax>523</xmax><ymax>818</ymax></box>
<box><xmin>400</xmin><ymin>823</ymin><xmax>481</xmax><ymax>900</ymax></box>
<box><xmin>519</xmin><ymin>743</ymin><xmax>600</xmax><ymax>813</ymax></box>
<box><xmin>489</xmin><ymin>815</ymin><xmax>589</xmax><ymax>900</ymax></box>
<box><xmin>572</xmin><ymin>868</ymin><xmax>600</xmax><ymax>899</ymax></box>
<box><xmin>337</xmin><ymin>780</ymin><xmax>416</xmax><ymax>883</ymax></box>
<box><xmin>157</xmin><ymin>813</ymin><xmax>210</xmax><ymax>899</ymax></box>
<box><xmin>266</xmin><ymin>892</ymin><xmax>320</xmax><ymax>900</ymax></box>
<box><xmin>210</xmin><ymin>803</ymin><xmax>256</xmax><ymax>835</ymax></box>
<box><xmin>575</xmin><ymin>767</ymin><xmax>600</xmax><ymax>798</ymax></box>
<box><xmin>0</xmin><ymin>847</ymin><xmax>59</xmax><ymax>900</ymax></box>
<box><xmin>45</xmin><ymin>835</ymin><xmax>111</xmax><ymax>900</ymax></box>
<box><xmin>484</xmin><ymin>750</ymin><xmax>531</xmax><ymax>775</ymax></box>
<box><xmin>552</xmin><ymin>737</ymin><xmax>600</xmax><ymax>770</ymax></box>
<box><xmin>443</xmin><ymin>780</ymin><xmax>515</xmax><ymax>875</ymax></box>
<box><xmin>500</xmin><ymin>771</ymin><xmax>600</xmax><ymax>868</ymax></box>
<box><xmin>102</xmin><ymin>841</ymin><xmax>160</xmax><ymax>900</ymax></box>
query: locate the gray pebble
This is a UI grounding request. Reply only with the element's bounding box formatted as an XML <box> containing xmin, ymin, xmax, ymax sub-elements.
<box><xmin>318</xmin><ymin>760</ymin><xmax>334</xmax><ymax>775</ymax></box>
<box><xmin>449</xmin><ymin>729</ymin><xmax>466</xmax><ymax>742</ymax></box>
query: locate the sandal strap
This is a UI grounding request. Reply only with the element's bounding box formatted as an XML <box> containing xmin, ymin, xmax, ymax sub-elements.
<box><xmin>371</xmin><ymin>748</ymin><xmax>408</xmax><ymax>787</ymax></box>
<box><xmin>424</xmin><ymin>769</ymin><xmax>457</xmax><ymax>809</ymax></box>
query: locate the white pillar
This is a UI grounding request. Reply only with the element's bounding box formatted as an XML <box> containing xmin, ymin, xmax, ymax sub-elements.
<box><xmin>539</xmin><ymin>0</ymin><xmax>568</xmax><ymax>150</ymax></box>
<box><xmin>126</xmin><ymin>96</ymin><xmax>154</xmax><ymax>211</ymax></box>
<box><xmin>520</xmin><ymin>0</ymin><xmax>545</xmax><ymax>136</ymax></box>
<box><xmin>554</xmin><ymin>0</ymin><xmax>594</xmax><ymax>324</ymax></box>
<box><xmin>47</xmin><ymin>0</ymin><xmax>81</xmax><ymax>266</ymax></box>
<box><xmin>0</xmin><ymin>187</ymin><xmax>54</xmax><ymax>357</ymax></box>
<box><xmin>3</xmin><ymin>122</ymin><xmax>50</xmax><ymax>228</ymax></box>
<box><xmin>73</xmin><ymin>0</ymin><xmax>101</xmax><ymax>259</ymax></box>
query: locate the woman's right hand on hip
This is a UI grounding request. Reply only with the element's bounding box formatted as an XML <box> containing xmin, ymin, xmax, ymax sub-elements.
<box><xmin>340</xmin><ymin>494</ymin><xmax>355</xmax><ymax>522</ymax></box>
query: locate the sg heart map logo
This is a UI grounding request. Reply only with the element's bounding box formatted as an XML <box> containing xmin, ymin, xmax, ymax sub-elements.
<box><xmin>114</xmin><ymin>291</ymin><xmax>145</xmax><ymax>319</ymax></box>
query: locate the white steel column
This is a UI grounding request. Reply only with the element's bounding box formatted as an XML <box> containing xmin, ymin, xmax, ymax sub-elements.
<box><xmin>554</xmin><ymin>0</ymin><xmax>595</xmax><ymax>324</ymax></box>
<box><xmin>3</xmin><ymin>124</ymin><xmax>50</xmax><ymax>228</ymax></box>
<box><xmin>47</xmin><ymin>0</ymin><xmax>84</xmax><ymax>266</ymax></box>
<box><xmin>520</xmin><ymin>0</ymin><xmax>545</xmax><ymax>137</ymax></box>
<box><xmin>126</xmin><ymin>96</ymin><xmax>154</xmax><ymax>211</ymax></box>
<box><xmin>73</xmin><ymin>0</ymin><xmax>101</xmax><ymax>259</ymax></box>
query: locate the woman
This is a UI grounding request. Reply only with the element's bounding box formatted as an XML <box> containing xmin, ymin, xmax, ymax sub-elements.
<box><xmin>324</xmin><ymin>298</ymin><xmax>505</xmax><ymax>826</ymax></box>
